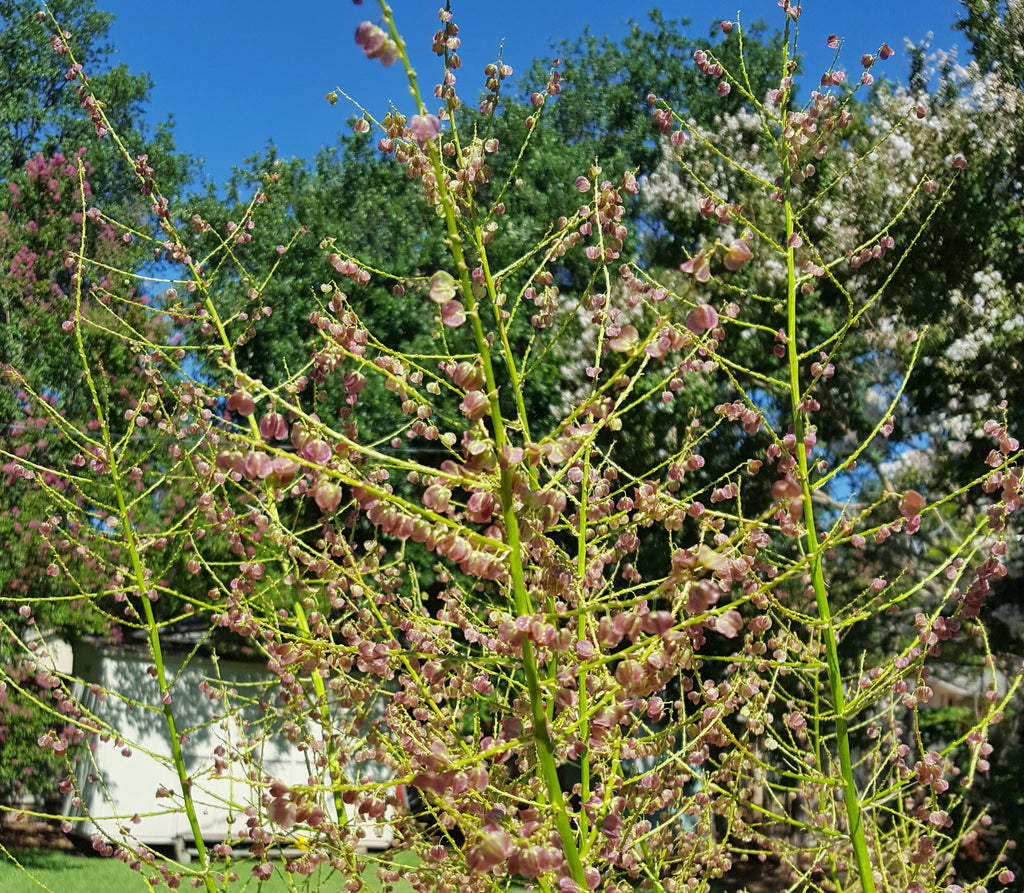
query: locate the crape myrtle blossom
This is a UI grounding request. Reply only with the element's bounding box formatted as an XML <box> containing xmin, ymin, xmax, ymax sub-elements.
<box><xmin>647</xmin><ymin>32</ymin><xmax>1024</xmax><ymax>522</ymax></box>
<box><xmin>833</xmin><ymin>54</ymin><xmax>1024</xmax><ymax>493</ymax></box>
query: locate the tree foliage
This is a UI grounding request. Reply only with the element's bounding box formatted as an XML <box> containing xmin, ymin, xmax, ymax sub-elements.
<box><xmin>0</xmin><ymin>0</ymin><xmax>187</xmax><ymax>200</ymax></box>
<box><xmin>0</xmin><ymin>0</ymin><xmax>191</xmax><ymax>803</ymax></box>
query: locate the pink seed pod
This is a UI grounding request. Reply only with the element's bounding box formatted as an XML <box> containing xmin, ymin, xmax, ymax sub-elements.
<box><xmin>310</xmin><ymin>480</ymin><xmax>342</xmax><ymax>514</ymax></box>
<box><xmin>466</xmin><ymin>490</ymin><xmax>496</xmax><ymax>524</ymax></box>
<box><xmin>355</xmin><ymin>22</ymin><xmax>399</xmax><ymax>66</ymax></box>
<box><xmin>685</xmin><ymin>303</ymin><xmax>719</xmax><ymax>335</ymax></box>
<box><xmin>899</xmin><ymin>490</ymin><xmax>926</xmax><ymax>519</ymax></box>
<box><xmin>459</xmin><ymin>389</ymin><xmax>489</xmax><ymax>420</ymax></box>
<box><xmin>716</xmin><ymin>609</ymin><xmax>744</xmax><ymax>638</ymax></box>
<box><xmin>680</xmin><ymin>250</ymin><xmax>710</xmax><ymax>282</ymax></box>
<box><xmin>270</xmin><ymin>457</ymin><xmax>300</xmax><ymax>487</ymax></box>
<box><xmin>344</xmin><ymin>370</ymin><xmax>366</xmax><ymax>396</ymax></box>
<box><xmin>453</xmin><ymin>361</ymin><xmax>486</xmax><ymax>390</ymax></box>
<box><xmin>440</xmin><ymin>299</ymin><xmax>466</xmax><ymax>327</ymax></box>
<box><xmin>258</xmin><ymin>412</ymin><xmax>288</xmax><ymax>441</ymax></box>
<box><xmin>302</xmin><ymin>440</ymin><xmax>333</xmax><ymax>466</ymax></box>
<box><xmin>226</xmin><ymin>390</ymin><xmax>255</xmax><ymax>416</ymax></box>
<box><xmin>429</xmin><ymin>270</ymin><xmax>457</xmax><ymax>304</ymax></box>
<box><xmin>409</xmin><ymin>113</ymin><xmax>440</xmax><ymax>145</ymax></box>
<box><xmin>608</xmin><ymin>325</ymin><xmax>639</xmax><ymax>352</ymax></box>
<box><xmin>422</xmin><ymin>484</ymin><xmax>451</xmax><ymax>513</ymax></box>
<box><xmin>722</xmin><ymin>238</ymin><xmax>753</xmax><ymax>271</ymax></box>
<box><xmin>771</xmin><ymin>475</ymin><xmax>802</xmax><ymax>501</ymax></box>
<box><xmin>466</xmin><ymin>766</ymin><xmax>489</xmax><ymax>791</ymax></box>
<box><xmin>466</xmin><ymin>826</ymin><xmax>513</xmax><ymax>873</ymax></box>
<box><xmin>242</xmin><ymin>451</ymin><xmax>274</xmax><ymax>480</ymax></box>
<box><xmin>216</xmin><ymin>450</ymin><xmax>245</xmax><ymax>474</ymax></box>
<box><xmin>267</xmin><ymin>796</ymin><xmax>296</xmax><ymax>830</ymax></box>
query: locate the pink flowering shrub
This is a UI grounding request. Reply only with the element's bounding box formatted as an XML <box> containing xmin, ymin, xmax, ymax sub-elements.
<box><xmin>3</xmin><ymin>4</ymin><xmax>1022</xmax><ymax>893</ymax></box>
<box><xmin>0</xmin><ymin>144</ymin><xmax>192</xmax><ymax>803</ymax></box>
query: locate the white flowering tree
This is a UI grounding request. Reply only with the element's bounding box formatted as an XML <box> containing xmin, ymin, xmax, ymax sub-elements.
<box><xmin>644</xmin><ymin>11</ymin><xmax>1024</xmax><ymax>878</ymax></box>
<box><xmin>643</xmin><ymin>6</ymin><xmax>1024</xmax><ymax>584</ymax></box>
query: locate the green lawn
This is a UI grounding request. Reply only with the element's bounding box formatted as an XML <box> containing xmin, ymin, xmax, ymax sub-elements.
<box><xmin>0</xmin><ymin>846</ymin><xmax>425</xmax><ymax>893</ymax></box>
<box><xmin>1</xmin><ymin>844</ymin><xmax>733</xmax><ymax>893</ymax></box>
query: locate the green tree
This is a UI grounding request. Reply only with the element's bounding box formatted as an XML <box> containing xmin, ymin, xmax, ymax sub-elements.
<box><xmin>1</xmin><ymin>0</ymin><xmax>192</xmax><ymax>433</ymax></box>
<box><xmin>0</xmin><ymin>0</ymin><xmax>191</xmax><ymax>804</ymax></box>
<box><xmin>185</xmin><ymin>12</ymin><xmax>789</xmax><ymax>482</ymax></box>
<box><xmin>185</xmin><ymin>135</ymin><xmax>453</xmax><ymax>443</ymax></box>
<box><xmin>0</xmin><ymin>0</ymin><xmax>187</xmax><ymax>199</ymax></box>
<box><xmin>502</xmin><ymin>12</ymin><xmax>787</xmax><ymax>266</ymax></box>
<box><xmin>1</xmin><ymin>0</ymin><xmax>192</xmax><ymax>596</ymax></box>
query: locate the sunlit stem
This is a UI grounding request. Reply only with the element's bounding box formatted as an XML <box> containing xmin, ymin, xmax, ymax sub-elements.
<box><xmin>783</xmin><ymin>176</ymin><xmax>876</xmax><ymax>893</ymax></box>
<box><xmin>377</xmin><ymin>3</ymin><xmax>586</xmax><ymax>883</ymax></box>
<box><xmin>71</xmin><ymin>163</ymin><xmax>216</xmax><ymax>892</ymax></box>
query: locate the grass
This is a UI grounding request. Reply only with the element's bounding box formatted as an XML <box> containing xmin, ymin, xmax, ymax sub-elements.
<box><xmin>0</xmin><ymin>845</ymin><xmax>428</xmax><ymax>893</ymax></box>
<box><xmin>0</xmin><ymin>843</ymin><xmax>738</xmax><ymax>893</ymax></box>
<box><xmin>1</xmin><ymin>844</ymin><xmax>730</xmax><ymax>893</ymax></box>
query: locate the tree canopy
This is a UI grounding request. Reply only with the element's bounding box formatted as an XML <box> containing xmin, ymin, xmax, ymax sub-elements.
<box><xmin>0</xmin><ymin>0</ymin><xmax>192</xmax><ymax>802</ymax></box>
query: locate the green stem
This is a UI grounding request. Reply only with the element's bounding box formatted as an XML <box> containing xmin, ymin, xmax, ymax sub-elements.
<box><xmin>69</xmin><ymin>162</ymin><xmax>215</xmax><ymax>890</ymax></box>
<box><xmin>575</xmin><ymin>442</ymin><xmax>593</xmax><ymax>849</ymax></box>
<box><xmin>783</xmin><ymin>192</ymin><xmax>876</xmax><ymax>893</ymax></box>
<box><xmin>377</xmin><ymin>4</ymin><xmax>586</xmax><ymax>883</ymax></box>
<box><xmin>293</xmin><ymin>606</ymin><xmax>348</xmax><ymax>831</ymax></box>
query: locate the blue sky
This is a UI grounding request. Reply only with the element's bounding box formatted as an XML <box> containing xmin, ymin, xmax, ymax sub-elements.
<box><xmin>93</xmin><ymin>1</ymin><xmax>967</xmax><ymax>187</ymax></box>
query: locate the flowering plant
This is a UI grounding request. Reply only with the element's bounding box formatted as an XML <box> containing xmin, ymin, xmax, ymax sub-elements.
<box><xmin>2</xmin><ymin>4</ymin><xmax>1021</xmax><ymax>893</ymax></box>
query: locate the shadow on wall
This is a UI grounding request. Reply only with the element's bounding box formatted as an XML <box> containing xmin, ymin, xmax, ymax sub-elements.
<box><xmin>63</xmin><ymin>637</ymin><xmax>395</xmax><ymax>860</ymax></box>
